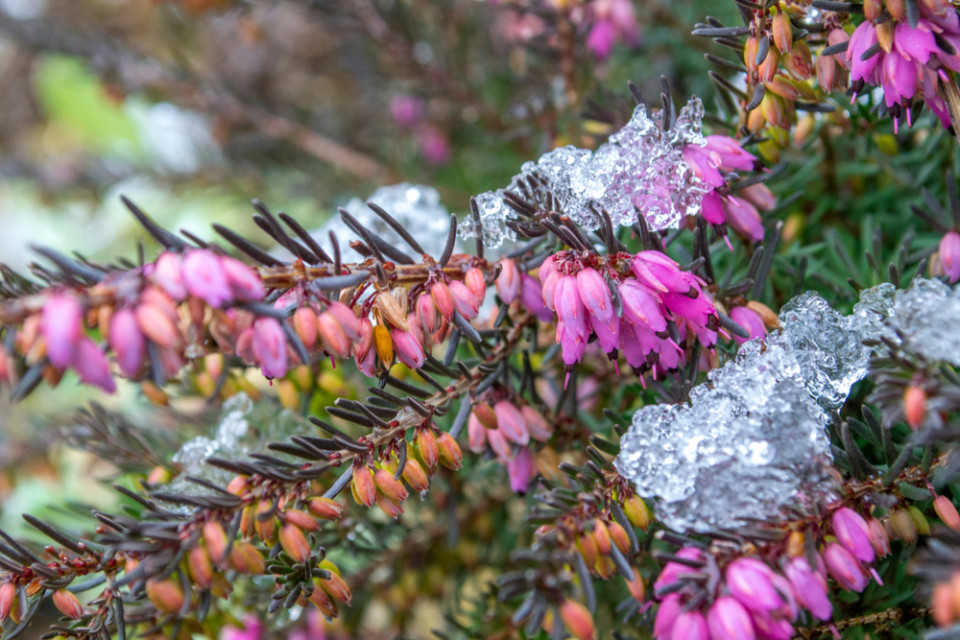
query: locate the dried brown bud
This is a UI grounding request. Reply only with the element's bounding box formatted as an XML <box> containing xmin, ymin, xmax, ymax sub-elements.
<box><xmin>876</xmin><ymin>20</ymin><xmax>894</xmax><ymax>53</ymax></box>
<box><xmin>375</xmin><ymin>291</ymin><xmax>409</xmax><ymax>330</ymax></box>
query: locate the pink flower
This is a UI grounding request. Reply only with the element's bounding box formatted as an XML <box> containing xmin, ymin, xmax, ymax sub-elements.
<box><xmin>109</xmin><ymin>308</ymin><xmax>146</xmax><ymax>378</ymax></box>
<box><xmin>704</xmin><ymin>135</ymin><xmax>758</xmax><ymax>172</ymax></box>
<box><xmin>723</xmin><ymin>196</ymin><xmax>765</xmax><ymax>242</ymax></box>
<box><xmin>220</xmin><ymin>257</ymin><xmax>265</xmax><ymax>302</ymax></box>
<box><xmin>389</xmin><ymin>95</ymin><xmax>424</xmax><ymax>128</ymax></box>
<box><xmin>783</xmin><ymin>556</ymin><xmax>832</xmax><ymax>621</ymax></box>
<box><xmin>618</xmin><ymin>280</ymin><xmax>666</xmax><ymax>332</ymax></box>
<box><xmin>467</xmin><ymin>413</ymin><xmax>487</xmax><ymax>453</ymax></box>
<box><xmin>449</xmin><ymin>280</ymin><xmax>480</xmax><ymax>319</ymax></box>
<box><xmin>683</xmin><ymin>145</ymin><xmax>726</xmax><ymax>188</ymax></box>
<box><xmin>707</xmin><ymin>596</ymin><xmax>756</xmax><ymax>640</ymax></box>
<box><xmin>42</xmin><ymin>293</ymin><xmax>83</xmax><ymax>369</ymax></box>
<box><xmin>71</xmin><ymin>338</ymin><xmax>117</xmax><ymax>393</ymax></box>
<box><xmin>181</xmin><ymin>250</ymin><xmax>233</xmax><ymax>308</ymax></box>
<box><xmin>251</xmin><ymin>317</ymin><xmax>288</xmax><ymax>379</ymax></box>
<box><xmin>823</xmin><ymin>543</ymin><xmax>868</xmax><ymax>592</ymax></box>
<box><xmin>506</xmin><ymin>447</ymin><xmax>535</xmax><ymax>493</ymax></box>
<box><xmin>940</xmin><ymin>230</ymin><xmax>960</xmax><ymax>282</ymax></box>
<box><xmin>417</xmin><ymin>126</ymin><xmax>451</xmax><ymax>165</ymax></box>
<box><xmin>669</xmin><ymin>611</ymin><xmax>708</xmax><ymax>640</ymax></box>
<box><xmin>725</xmin><ymin>558</ymin><xmax>783</xmax><ymax>613</ymax></box>
<box><xmin>494</xmin><ymin>400</ymin><xmax>529</xmax><ymax>445</ymax></box>
<box><xmin>729</xmin><ymin>306</ymin><xmax>767</xmax><ymax>344</ymax></box>
<box><xmin>391</xmin><ymin>329</ymin><xmax>425</xmax><ymax>369</ymax></box>
<box><xmin>586</xmin><ymin>19</ymin><xmax>617</xmax><ymax>60</ymax></box>
<box><xmin>653</xmin><ymin>594</ymin><xmax>682</xmax><ymax>639</ymax></box>
<box><xmin>848</xmin><ymin>21</ymin><xmax>880</xmax><ymax>83</ymax></box>
<box><xmin>700</xmin><ymin>190</ymin><xmax>727</xmax><ymax>226</ymax></box>
<box><xmin>832</xmin><ymin>508</ymin><xmax>875</xmax><ymax>563</ymax></box>
<box><xmin>554</xmin><ymin>275</ymin><xmax>588</xmax><ymax>340</ymax></box>
<box><xmin>496</xmin><ymin>258</ymin><xmax>521</xmax><ymax>304</ymax></box>
<box><xmin>416</xmin><ymin>292</ymin><xmax>440</xmax><ymax>333</ymax></box>
<box><xmin>153</xmin><ymin>252</ymin><xmax>187</xmax><ymax>300</ymax></box>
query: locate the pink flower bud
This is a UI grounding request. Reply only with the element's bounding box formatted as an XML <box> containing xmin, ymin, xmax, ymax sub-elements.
<box><xmin>741</xmin><ymin>183</ymin><xmax>777</xmax><ymax>211</ymax></box>
<box><xmin>506</xmin><ymin>447</ymin><xmax>535</xmax><ymax>493</ymax></box>
<box><xmin>784</xmin><ymin>556</ymin><xmax>832</xmax><ymax>620</ymax></box>
<box><xmin>464</xmin><ymin>267</ymin><xmax>486</xmax><ymax>304</ymax></box>
<box><xmin>317</xmin><ymin>312</ymin><xmax>350</xmax><ymax>358</ymax></box>
<box><xmin>416</xmin><ymin>292</ymin><xmax>439</xmax><ymax>334</ymax></box>
<box><xmin>220</xmin><ymin>256</ymin><xmax>265</xmax><ymax>302</ymax></box>
<box><xmin>182</xmin><ymin>250</ymin><xmax>232</xmax><ymax>308</ymax></box>
<box><xmin>866</xmin><ymin>517</ymin><xmax>891</xmax><ymax>557</ymax></box>
<box><xmin>109</xmin><ymin>308</ymin><xmax>146</xmax><ymax>377</ymax></box>
<box><xmin>823</xmin><ymin>542</ymin><xmax>868</xmax><ymax>592</ymax></box>
<box><xmin>707</xmin><ymin>596</ymin><xmax>756</xmax><ymax>640</ymax></box>
<box><xmin>654</xmin><ymin>594</ymin><xmax>681</xmax><ymax>640</ymax></box>
<box><xmin>832</xmin><ymin>507</ymin><xmax>875</xmax><ymax>563</ymax></box>
<box><xmin>632</xmin><ymin>251</ymin><xmax>686</xmax><ymax>294</ymax></box>
<box><xmin>486</xmin><ymin>427</ymin><xmax>511</xmax><ymax>461</ymax></box>
<box><xmin>520</xmin><ymin>406</ymin><xmax>552</xmax><ymax>441</ymax></box>
<box><xmin>391</xmin><ymin>329</ymin><xmax>425</xmax><ymax>369</ymax></box>
<box><xmin>354</xmin><ymin>317</ymin><xmax>373</xmax><ymax>362</ymax></box>
<box><xmin>577</xmin><ymin>268</ymin><xmax>615</xmax><ymax>322</ymax></box>
<box><xmin>749</xmin><ymin>612</ymin><xmax>794</xmax><ymax>640</ymax></box>
<box><xmin>153</xmin><ymin>252</ymin><xmax>187</xmax><ymax>300</ymax></box>
<box><xmin>554</xmin><ymin>275</ymin><xmax>587</xmax><ymax>338</ymax></box>
<box><xmin>448</xmin><ymin>280</ymin><xmax>480</xmax><ymax>319</ymax></box>
<box><xmin>729</xmin><ymin>306</ymin><xmax>767</xmax><ymax>344</ymax></box>
<box><xmin>431</xmin><ymin>282</ymin><xmax>456</xmax><ymax>321</ymax></box>
<box><xmin>725</xmin><ymin>558</ymin><xmax>782</xmax><ymax>613</ymax></box>
<box><xmin>940</xmin><ymin>231</ymin><xmax>960</xmax><ymax>283</ymax></box>
<box><xmin>251</xmin><ymin>317</ymin><xmax>288</xmax><ymax>379</ymax></box>
<box><xmin>654</xmin><ymin>547</ymin><xmax>704</xmax><ymax>593</ymax></box>
<box><xmin>326</xmin><ymin>302</ymin><xmax>361</xmax><ymax>341</ymax></box>
<box><xmin>519</xmin><ymin>274</ymin><xmax>554</xmax><ymax>322</ymax></box>
<box><xmin>292</xmin><ymin>307</ymin><xmax>318</xmax><ymax>352</ymax></box>
<box><xmin>619</xmin><ymin>280</ymin><xmax>666</xmax><ymax>332</ymax></box>
<box><xmin>42</xmin><ymin>293</ymin><xmax>82</xmax><ymax>368</ymax></box>
<box><xmin>700</xmin><ymin>190</ymin><xmax>727</xmax><ymax>225</ymax></box>
<box><xmin>670</xmin><ymin>610</ymin><xmax>708</xmax><ymax>640</ymax></box>
<box><xmin>467</xmin><ymin>413</ymin><xmax>487</xmax><ymax>453</ymax></box>
<box><xmin>496</xmin><ymin>258</ymin><xmax>520</xmax><ymax>304</ymax></box>
<box><xmin>494</xmin><ymin>400</ymin><xmax>530</xmax><ymax>445</ymax></box>
<box><xmin>71</xmin><ymin>338</ymin><xmax>117</xmax><ymax>393</ymax></box>
<box><xmin>723</xmin><ymin>196</ymin><xmax>764</xmax><ymax>242</ymax></box>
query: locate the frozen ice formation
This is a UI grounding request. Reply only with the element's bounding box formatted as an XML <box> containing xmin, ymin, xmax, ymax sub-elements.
<box><xmin>460</xmin><ymin>97</ymin><xmax>709</xmax><ymax>248</ymax></box>
<box><xmin>317</xmin><ymin>183</ymin><xmax>462</xmax><ymax>263</ymax></box>
<box><xmin>615</xmin><ymin>291</ymin><xmax>870</xmax><ymax>533</ymax></box>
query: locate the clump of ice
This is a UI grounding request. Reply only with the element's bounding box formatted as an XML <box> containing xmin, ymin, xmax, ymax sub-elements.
<box><xmin>461</xmin><ymin>97</ymin><xmax>709</xmax><ymax>248</ymax></box>
<box><xmin>317</xmin><ymin>183</ymin><xmax>462</xmax><ymax>263</ymax></box>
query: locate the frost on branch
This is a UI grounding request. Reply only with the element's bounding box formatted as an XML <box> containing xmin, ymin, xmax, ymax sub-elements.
<box><xmin>461</xmin><ymin>97</ymin><xmax>709</xmax><ymax>248</ymax></box>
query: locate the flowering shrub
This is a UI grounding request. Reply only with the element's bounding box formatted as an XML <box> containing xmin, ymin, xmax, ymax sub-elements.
<box><xmin>0</xmin><ymin>1</ymin><xmax>959</xmax><ymax>639</ymax></box>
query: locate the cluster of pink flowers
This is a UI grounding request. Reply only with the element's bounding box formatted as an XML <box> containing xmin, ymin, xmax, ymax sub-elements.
<box><xmin>653</xmin><ymin>507</ymin><xmax>889</xmax><ymax>640</ymax></box>
<box><xmin>845</xmin><ymin>0</ymin><xmax>960</xmax><ymax>129</ymax></box>
<box><xmin>498</xmin><ymin>251</ymin><xmax>719</xmax><ymax>381</ymax></box>
<box><xmin>466</xmin><ymin>394</ymin><xmax>552</xmax><ymax>493</ymax></box>
<box><xmin>683</xmin><ymin>135</ymin><xmax>775</xmax><ymax>243</ymax></box>
<box><xmin>585</xmin><ymin>0</ymin><xmax>640</xmax><ymax>61</ymax></box>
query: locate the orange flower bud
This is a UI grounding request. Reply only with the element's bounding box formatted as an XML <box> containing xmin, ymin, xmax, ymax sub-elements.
<box><xmin>932</xmin><ymin>580</ymin><xmax>954</xmax><ymax>627</ymax></box>
<box><xmin>135</xmin><ymin>303</ymin><xmax>180</xmax><ymax>349</ymax></box>
<box><xmin>560</xmin><ymin>599</ymin><xmax>596</xmax><ymax>640</ymax></box>
<box><xmin>786</xmin><ymin>531</ymin><xmax>805</xmax><ymax>557</ymax></box>
<box><xmin>576</xmin><ymin>532</ymin><xmax>599</xmax><ymax>568</ymax></box>
<box><xmin>758</xmin><ymin>46</ymin><xmax>780</xmax><ymax>83</ymax></box>
<box><xmin>864</xmin><ymin>0</ymin><xmax>882</xmax><ymax>20</ymax></box>
<box><xmin>203</xmin><ymin>521</ymin><xmax>228</xmax><ymax>562</ymax></box>
<box><xmin>376</xmin><ymin>494</ymin><xmax>404</xmax><ymax>519</ymax></box>
<box><xmin>254</xmin><ymin>499</ymin><xmax>276</xmax><ymax>542</ymax></box>
<box><xmin>623</xmin><ymin>495</ymin><xmax>651</xmax><ymax>531</ymax></box>
<box><xmin>226</xmin><ymin>476</ymin><xmax>249</xmax><ymax>496</ymax></box>
<box><xmin>373</xmin><ymin>324</ymin><xmax>394</xmax><ymax>367</ymax></box>
<box><xmin>292</xmin><ymin>307</ymin><xmax>319</xmax><ymax>352</ymax></box>
<box><xmin>352</xmin><ymin>467</ymin><xmax>377</xmax><ymax>508</ymax></box>
<box><xmin>279</xmin><ymin>523</ymin><xmax>311</xmax><ymax>563</ymax></box>
<box><xmin>608</xmin><ymin>521</ymin><xmax>631</xmax><ymax>554</ymax></box>
<box><xmin>904</xmin><ymin>385</ymin><xmax>927</xmax><ymax>429</ymax></box>
<box><xmin>876</xmin><ymin>20</ymin><xmax>894</xmax><ymax>53</ymax></box>
<box><xmin>306</xmin><ymin>497</ymin><xmax>343</xmax><ymax>520</ymax></box>
<box><xmin>309</xmin><ymin>583</ymin><xmax>339</xmax><ymax>618</ymax></box>
<box><xmin>317</xmin><ymin>312</ymin><xmax>350</xmax><ymax>358</ymax></box>
<box><xmin>319</xmin><ymin>570</ymin><xmax>353</xmax><ymax>605</ymax></box>
<box><xmin>283</xmin><ymin>509</ymin><xmax>320</xmax><ymax>531</ymax></box>
<box><xmin>465</xmin><ymin>267</ymin><xmax>487</xmax><ymax>304</ymax></box>
<box><xmin>146</xmin><ymin>578</ymin><xmax>185</xmax><ymax>614</ymax></box>
<box><xmin>416</xmin><ymin>429</ymin><xmax>440</xmax><ymax>469</ymax></box>
<box><xmin>744</xmin><ymin>36</ymin><xmax>760</xmax><ymax>74</ymax></box>
<box><xmin>52</xmin><ymin>589</ymin><xmax>83</xmax><ymax>620</ymax></box>
<box><xmin>473</xmin><ymin>403</ymin><xmax>498</xmax><ymax>430</ymax></box>
<box><xmin>626</xmin><ymin>568</ymin><xmax>645</xmax><ymax>602</ymax></box>
<box><xmin>592</xmin><ymin>519</ymin><xmax>612</xmax><ymax>555</ymax></box>
<box><xmin>0</xmin><ymin>583</ymin><xmax>15</xmax><ymax>621</ymax></box>
<box><xmin>772</xmin><ymin>12</ymin><xmax>792</xmax><ymax>54</ymax></box>
<box><xmin>887</xmin><ymin>0</ymin><xmax>905</xmax><ymax>22</ymax></box>
<box><xmin>188</xmin><ymin>546</ymin><xmax>213</xmax><ymax>589</ymax></box>
<box><xmin>783</xmin><ymin>40</ymin><xmax>812</xmax><ymax>78</ymax></box>
<box><xmin>374</xmin><ymin>468</ymin><xmax>409</xmax><ymax>502</ymax></box>
<box><xmin>935</xmin><ymin>496</ymin><xmax>960</xmax><ymax>532</ymax></box>
<box><xmin>437</xmin><ymin>432</ymin><xmax>463</xmax><ymax>470</ymax></box>
<box><xmin>229</xmin><ymin>541</ymin><xmax>266</xmax><ymax>575</ymax></box>
<box><xmin>595</xmin><ymin>554</ymin><xmax>615</xmax><ymax>580</ymax></box>
<box><xmin>141</xmin><ymin>381</ymin><xmax>169</xmax><ymax>406</ymax></box>
<box><xmin>401</xmin><ymin>456</ymin><xmax>431</xmax><ymax>493</ymax></box>
<box><xmin>239</xmin><ymin>505</ymin><xmax>255</xmax><ymax>539</ymax></box>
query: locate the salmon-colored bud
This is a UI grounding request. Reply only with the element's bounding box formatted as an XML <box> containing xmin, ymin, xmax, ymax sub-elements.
<box><xmin>866</xmin><ymin>517</ymin><xmax>891</xmax><ymax>557</ymax></box>
<box><xmin>595</xmin><ymin>555</ymin><xmax>615</xmax><ymax>579</ymax></box>
<box><xmin>496</xmin><ymin>259</ymin><xmax>521</xmax><ymax>304</ymax></box>
<box><xmin>904</xmin><ymin>385</ymin><xmax>927</xmax><ymax>429</ymax></box>
<box><xmin>188</xmin><ymin>546</ymin><xmax>214</xmax><ymax>589</ymax></box>
<box><xmin>465</xmin><ymin>267</ymin><xmax>486</xmax><ymax>304</ymax></box>
<box><xmin>415</xmin><ymin>292</ymin><xmax>439</xmax><ymax>334</ymax></box>
<box><xmin>52</xmin><ymin>589</ymin><xmax>83</xmax><ymax>620</ymax></box>
<box><xmin>254</xmin><ymin>500</ymin><xmax>276</xmax><ymax>542</ymax></box>
<box><xmin>624</xmin><ymin>495</ymin><xmax>651</xmax><ymax>531</ymax></box>
<box><xmin>864</xmin><ymin>0</ymin><xmax>881</xmax><ymax>20</ymax></box>
<box><xmin>317</xmin><ymin>312</ymin><xmax>350</xmax><ymax>358</ymax></box>
<box><xmin>146</xmin><ymin>578</ymin><xmax>185</xmax><ymax>614</ymax></box>
<box><xmin>325</xmin><ymin>301</ymin><xmax>361</xmax><ymax>341</ymax></box>
<box><xmin>202</xmin><ymin>521</ymin><xmax>228</xmax><ymax>562</ymax></box>
<box><xmin>935</xmin><ymin>496</ymin><xmax>960</xmax><ymax>532</ymax></box>
<box><xmin>758</xmin><ymin>46</ymin><xmax>780</xmax><ymax>83</ymax></box>
<box><xmin>577</xmin><ymin>532</ymin><xmax>599</xmax><ymax>568</ymax></box>
<box><xmin>520</xmin><ymin>406</ymin><xmax>553</xmax><ymax>441</ymax></box>
<box><xmin>376</xmin><ymin>290</ymin><xmax>409</xmax><ymax>330</ymax></box>
<box><xmin>560</xmin><ymin>599</ymin><xmax>596</xmax><ymax>640</ymax></box>
<box><xmin>608</xmin><ymin>521</ymin><xmax>631</xmax><ymax>553</ymax></box>
<box><xmin>24</xmin><ymin>581</ymin><xmax>41</xmax><ymax>598</ymax></box>
<box><xmin>373</xmin><ymin>324</ymin><xmax>394</xmax><ymax>367</ymax></box>
<box><xmin>226</xmin><ymin>476</ymin><xmax>249</xmax><ymax>496</ymax></box>
<box><xmin>437</xmin><ymin>432</ymin><xmax>463</xmax><ymax>470</ymax></box>
<box><xmin>932</xmin><ymin>581</ymin><xmax>954</xmax><ymax>627</ymax></box>
<box><xmin>744</xmin><ymin>36</ymin><xmax>759</xmax><ymax>73</ymax></box>
<box><xmin>430</xmin><ymin>282</ymin><xmax>456</xmax><ymax>321</ymax></box>
<box><xmin>306</xmin><ymin>497</ymin><xmax>343</xmax><ymax>520</ymax></box>
<box><xmin>592</xmin><ymin>519</ymin><xmax>612</xmax><ymax>555</ymax></box>
<box><xmin>816</xmin><ymin>52</ymin><xmax>839</xmax><ymax>92</ymax></box>
<box><xmin>626</xmin><ymin>568</ymin><xmax>645</xmax><ymax>602</ymax></box>
<box><xmin>766</xmin><ymin>75</ymin><xmax>801</xmax><ymax>101</ymax></box>
<box><xmin>229</xmin><ymin>541</ymin><xmax>265</xmax><ymax>574</ymax></box>
<box><xmin>747</xmin><ymin>102</ymin><xmax>767</xmax><ymax>133</ymax></box>
<box><xmin>0</xmin><ymin>583</ymin><xmax>15</xmax><ymax>621</ymax></box>
<box><xmin>376</xmin><ymin>493</ymin><xmax>404</xmax><ymax>518</ymax></box>
<box><xmin>887</xmin><ymin>0</ymin><xmax>905</xmax><ymax>22</ymax></box>
<box><xmin>279</xmin><ymin>523</ymin><xmax>311</xmax><ymax>563</ymax></box>
<box><xmin>890</xmin><ymin>508</ymin><xmax>918</xmax><ymax>543</ymax></box>
<box><xmin>416</xmin><ymin>429</ymin><xmax>440</xmax><ymax>469</ymax></box>
<box><xmin>135</xmin><ymin>303</ymin><xmax>180</xmax><ymax>349</ymax></box>
<box><xmin>374</xmin><ymin>468</ymin><xmax>410</xmax><ymax>502</ymax></box>
<box><xmin>401</xmin><ymin>456</ymin><xmax>431</xmax><ymax>493</ymax></box>
<box><xmin>292</xmin><ymin>307</ymin><xmax>319</xmax><ymax>352</ymax></box>
<box><xmin>309</xmin><ymin>583</ymin><xmax>339</xmax><ymax>618</ymax></box>
<box><xmin>909</xmin><ymin>505</ymin><xmax>931</xmax><ymax>535</ymax></box>
<box><xmin>449</xmin><ymin>280</ymin><xmax>480</xmax><ymax>319</ymax></box>
<box><xmin>352</xmin><ymin>467</ymin><xmax>377</xmax><ymax>507</ymax></box>
<box><xmin>772</xmin><ymin>12</ymin><xmax>792</xmax><ymax>54</ymax></box>
<box><xmin>284</xmin><ymin>509</ymin><xmax>320</xmax><ymax>531</ymax></box>
<box><xmin>473</xmin><ymin>402</ymin><xmax>498</xmax><ymax>430</ymax></box>
<box><xmin>783</xmin><ymin>39</ymin><xmax>812</xmax><ymax>78</ymax></box>
<box><xmin>355</xmin><ymin>317</ymin><xmax>374</xmax><ymax>362</ymax></box>
<box><xmin>320</xmin><ymin>570</ymin><xmax>353</xmax><ymax>605</ymax></box>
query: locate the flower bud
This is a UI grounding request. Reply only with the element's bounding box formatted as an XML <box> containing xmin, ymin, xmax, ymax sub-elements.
<box><xmin>416</xmin><ymin>429</ymin><xmax>440</xmax><ymax>469</ymax></box>
<box><xmin>607</xmin><ymin>521</ymin><xmax>631</xmax><ymax>554</ymax></box>
<box><xmin>496</xmin><ymin>259</ymin><xmax>521</xmax><ymax>304</ymax></box>
<box><xmin>832</xmin><ymin>507</ymin><xmax>875</xmax><ymax>563</ymax></box>
<box><xmin>671</xmin><ymin>610</ymin><xmax>708</xmax><ymax>640</ymax></box>
<box><xmin>494</xmin><ymin>400</ymin><xmax>530</xmax><ymax>445</ymax></box>
<box><xmin>52</xmin><ymin>589</ymin><xmax>83</xmax><ymax>620</ymax></box>
<box><xmin>136</xmin><ymin>303</ymin><xmax>180</xmax><ymax>349</ymax></box>
<box><xmin>940</xmin><ymin>231</ymin><xmax>960</xmax><ymax>283</ymax></box>
<box><xmin>376</xmin><ymin>290</ymin><xmax>409</xmax><ymax>330</ymax></box>
<box><xmin>377</xmin><ymin>494</ymin><xmax>404</xmax><ymax>518</ymax></box>
<box><xmin>374</xmin><ymin>468</ymin><xmax>409</xmax><ymax>502</ymax></box>
<box><xmin>220</xmin><ymin>256</ymin><xmax>265</xmax><ymax>302</ymax></box>
<box><xmin>757</xmin><ymin>46</ymin><xmax>780</xmax><ymax>83</ymax></box>
<box><xmin>623</xmin><ymin>495</ymin><xmax>651</xmax><ymax>531</ymax></box>
<box><xmin>654</xmin><ymin>594</ymin><xmax>681</xmax><ymax>638</ymax></box>
<box><xmin>109</xmin><ymin>308</ymin><xmax>146</xmax><ymax>377</ymax></box>
<box><xmin>823</xmin><ymin>543</ymin><xmax>868</xmax><ymax>592</ymax></box>
<box><xmin>864</xmin><ymin>0</ymin><xmax>881</xmax><ymax>20</ymax></box>
<box><xmin>146</xmin><ymin>578</ymin><xmax>185</xmax><ymax>614</ymax></box>
<box><xmin>429</xmin><ymin>282</ymin><xmax>455</xmax><ymax>322</ymax></box>
<box><xmin>306</xmin><ymin>497</ymin><xmax>343</xmax><ymax>520</ymax></box>
<box><xmin>72</xmin><ymin>338</ymin><xmax>118</xmax><ymax>393</ymax></box>
<box><xmin>254</xmin><ymin>500</ymin><xmax>276</xmax><ymax>542</ymax></box>
<box><xmin>520</xmin><ymin>406</ymin><xmax>552</xmax><ymax>442</ymax></box>
<box><xmin>707</xmin><ymin>595</ymin><xmax>754</xmax><ymax>640</ymax></box>
<box><xmin>226</xmin><ymin>476</ymin><xmax>249</xmax><ymax>496</ymax></box>
<box><xmin>932</xmin><ymin>580</ymin><xmax>954</xmax><ymax>627</ymax></box>
<box><xmin>352</xmin><ymin>467</ymin><xmax>377</xmax><ymax>508</ymax></box>
<box><xmin>467</xmin><ymin>413</ymin><xmax>487</xmax><ymax>453</ymax></box>
<box><xmin>473</xmin><ymin>402</ymin><xmax>498</xmax><ymax>430</ymax></box>
<box><xmin>449</xmin><ymin>280</ymin><xmax>480</xmax><ymax>319</ymax></box>
<box><xmin>188</xmin><ymin>546</ymin><xmax>213</xmax><ymax>589</ymax></box>
<box><xmin>890</xmin><ymin>508</ymin><xmax>917</xmax><ymax>542</ymax></box>
<box><xmin>0</xmin><ymin>583</ymin><xmax>15</xmax><ymax>621</ymax></box>
<box><xmin>725</xmin><ymin>558</ymin><xmax>782</xmax><ymax>612</ymax></box>
<box><xmin>592</xmin><ymin>519</ymin><xmax>612</xmax><ymax>555</ymax></box>
<box><xmin>252</xmin><ymin>317</ymin><xmax>288</xmax><ymax>379</ymax></box>
<box><xmin>784</xmin><ymin>556</ymin><xmax>831</xmax><ymax>620</ymax></box>
<box><xmin>229</xmin><ymin>541</ymin><xmax>265</xmax><ymax>574</ymax></box>
<box><xmin>292</xmin><ymin>307</ymin><xmax>319</xmax><ymax>352</ymax></box>
<box><xmin>319</xmin><ymin>569</ymin><xmax>353</xmax><ymax>605</ymax></box>
<box><xmin>373</xmin><ymin>324</ymin><xmax>394</xmax><ymax>367</ymax></box>
<box><xmin>203</xmin><ymin>521</ymin><xmax>228</xmax><ymax>562</ymax></box>
<box><xmin>745</xmin><ymin>300</ymin><xmax>780</xmax><ymax>330</ymax></box>
<box><xmin>904</xmin><ymin>384</ymin><xmax>927</xmax><ymax>429</ymax></box>
<box><xmin>772</xmin><ymin>12</ymin><xmax>792</xmax><ymax>54</ymax></box>
<box><xmin>416</xmin><ymin>292</ymin><xmax>439</xmax><ymax>334</ymax></box>
<box><xmin>401</xmin><ymin>454</ymin><xmax>431</xmax><ymax>493</ymax></box>
<box><xmin>559</xmin><ymin>599</ymin><xmax>595</xmax><ymax>640</ymax></box>
<box><xmin>576</xmin><ymin>532</ymin><xmax>599</xmax><ymax>568</ymax></box>
<box><xmin>279</xmin><ymin>523</ymin><xmax>311</xmax><ymax>563</ymax></box>
<box><xmin>464</xmin><ymin>267</ymin><xmax>486</xmax><ymax>304</ymax></box>
<box><xmin>744</xmin><ymin>36</ymin><xmax>760</xmax><ymax>74</ymax></box>
<box><xmin>309</xmin><ymin>583</ymin><xmax>339</xmax><ymax>618</ymax></box>
<box><xmin>42</xmin><ymin>293</ymin><xmax>83</xmax><ymax>368</ymax></box>
<box><xmin>317</xmin><ymin>312</ymin><xmax>350</xmax><ymax>358</ymax></box>
<box><xmin>437</xmin><ymin>431</ymin><xmax>463</xmax><ymax>470</ymax></box>
<box><xmin>867</xmin><ymin>517</ymin><xmax>891</xmax><ymax>557</ymax></box>
<box><xmin>935</xmin><ymin>496</ymin><xmax>960</xmax><ymax>532</ymax></box>
<box><xmin>182</xmin><ymin>250</ymin><xmax>232</xmax><ymax>308</ymax></box>
<box><xmin>625</xmin><ymin>568</ymin><xmax>645</xmax><ymax>602</ymax></box>
<box><xmin>783</xmin><ymin>40</ymin><xmax>812</xmax><ymax>78</ymax></box>
<box><xmin>153</xmin><ymin>252</ymin><xmax>187</xmax><ymax>300</ymax></box>
<box><xmin>391</xmin><ymin>329</ymin><xmax>425</xmax><ymax>369</ymax></box>
<box><xmin>284</xmin><ymin>509</ymin><xmax>320</xmax><ymax>531</ymax></box>
<box><xmin>908</xmin><ymin>505</ymin><xmax>931</xmax><ymax>535</ymax></box>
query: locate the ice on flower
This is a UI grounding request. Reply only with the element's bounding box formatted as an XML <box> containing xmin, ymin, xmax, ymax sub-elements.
<box><xmin>461</xmin><ymin>98</ymin><xmax>709</xmax><ymax>248</ymax></box>
<box><xmin>317</xmin><ymin>183</ymin><xmax>461</xmax><ymax>263</ymax></box>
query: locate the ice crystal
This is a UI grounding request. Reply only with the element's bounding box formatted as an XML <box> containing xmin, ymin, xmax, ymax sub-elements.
<box><xmin>318</xmin><ymin>183</ymin><xmax>462</xmax><ymax>262</ymax></box>
<box><xmin>461</xmin><ymin>98</ymin><xmax>709</xmax><ymax>248</ymax></box>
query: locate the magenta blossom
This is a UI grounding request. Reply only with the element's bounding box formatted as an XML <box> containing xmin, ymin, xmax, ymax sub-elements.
<box><xmin>940</xmin><ymin>230</ymin><xmax>960</xmax><ymax>282</ymax></box>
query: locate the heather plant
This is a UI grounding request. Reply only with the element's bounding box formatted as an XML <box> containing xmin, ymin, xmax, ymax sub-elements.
<box><xmin>1</xmin><ymin>1</ymin><xmax>960</xmax><ymax>640</ymax></box>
